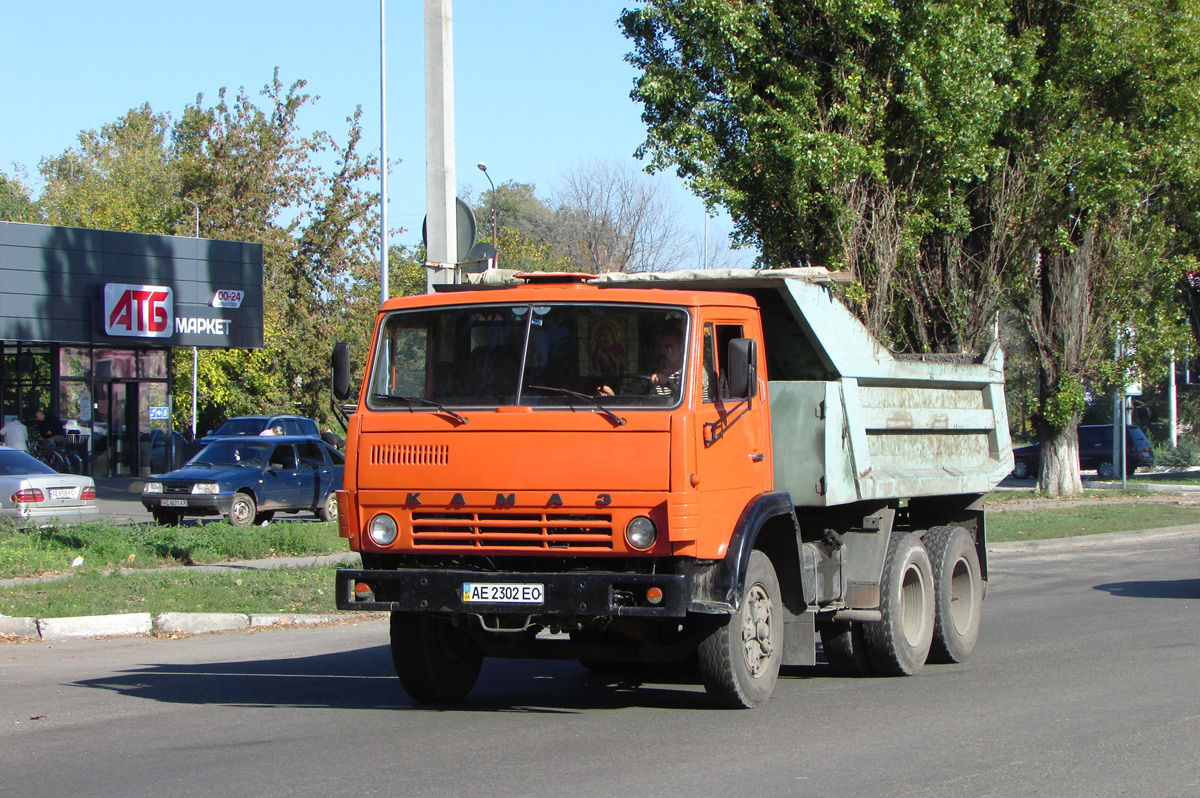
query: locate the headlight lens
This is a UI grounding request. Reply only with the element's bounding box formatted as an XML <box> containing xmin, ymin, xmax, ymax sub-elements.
<box><xmin>191</xmin><ymin>483</ymin><xmax>220</xmax><ymax>495</ymax></box>
<box><xmin>625</xmin><ymin>516</ymin><xmax>657</xmax><ymax>550</ymax></box>
<box><xmin>368</xmin><ymin>514</ymin><xmax>399</xmax><ymax>546</ymax></box>
<box><xmin>143</xmin><ymin>482</ymin><xmax>163</xmax><ymax>494</ymax></box>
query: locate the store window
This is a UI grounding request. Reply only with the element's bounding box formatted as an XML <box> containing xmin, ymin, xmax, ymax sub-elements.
<box><xmin>60</xmin><ymin>347</ymin><xmax>92</xmax><ymax>379</ymax></box>
<box><xmin>139</xmin><ymin>350</ymin><xmax>168</xmax><ymax>379</ymax></box>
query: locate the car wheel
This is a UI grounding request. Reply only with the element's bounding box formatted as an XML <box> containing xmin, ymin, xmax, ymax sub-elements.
<box><xmin>228</xmin><ymin>493</ymin><xmax>256</xmax><ymax>527</ymax></box>
<box><xmin>317</xmin><ymin>492</ymin><xmax>339</xmax><ymax>523</ymax></box>
<box><xmin>1011</xmin><ymin>459</ymin><xmax>1030</xmax><ymax>479</ymax></box>
<box><xmin>1097</xmin><ymin>461</ymin><xmax>1115</xmax><ymax>480</ymax></box>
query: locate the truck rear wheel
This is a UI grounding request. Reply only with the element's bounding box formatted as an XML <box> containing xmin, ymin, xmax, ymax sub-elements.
<box><xmin>390</xmin><ymin>613</ymin><xmax>482</xmax><ymax>703</ymax></box>
<box><xmin>864</xmin><ymin>532</ymin><xmax>934</xmax><ymax>676</ymax></box>
<box><xmin>697</xmin><ymin>550</ymin><xmax>783</xmax><ymax>708</ymax></box>
<box><xmin>819</xmin><ymin>620</ymin><xmax>874</xmax><ymax>676</ymax></box>
<box><xmin>924</xmin><ymin>525</ymin><xmax>983</xmax><ymax>663</ymax></box>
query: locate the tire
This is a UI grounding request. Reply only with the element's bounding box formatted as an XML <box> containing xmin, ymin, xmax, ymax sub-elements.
<box><xmin>1097</xmin><ymin>461</ymin><xmax>1115</xmax><ymax>479</ymax></box>
<box><xmin>390</xmin><ymin>612</ymin><xmax>483</xmax><ymax>703</ymax></box>
<box><xmin>253</xmin><ymin>511</ymin><xmax>275</xmax><ymax>525</ymax></box>
<box><xmin>152</xmin><ymin>509</ymin><xmax>182</xmax><ymax>526</ymax></box>
<box><xmin>863</xmin><ymin>532</ymin><xmax>935</xmax><ymax>676</ymax></box>
<box><xmin>317</xmin><ymin>492</ymin><xmax>338</xmax><ymax>523</ymax></box>
<box><xmin>1010</xmin><ymin>458</ymin><xmax>1030</xmax><ymax>479</ymax></box>
<box><xmin>924</xmin><ymin>525</ymin><xmax>983</xmax><ymax>664</ymax></box>
<box><xmin>227</xmin><ymin>492</ymin><xmax>256</xmax><ymax>527</ymax></box>
<box><xmin>697</xmin><ymin>550</ymin><xmax>783</xmax><ymax>708</ymax></box>
<box><xmin>818</xmin><ymin>620</ymin><xmax>874</xmax><ymax>676</ymax></box>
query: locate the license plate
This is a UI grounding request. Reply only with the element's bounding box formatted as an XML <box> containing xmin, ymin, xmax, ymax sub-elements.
<box><xmin>161</xmin><ymin>498</ymin><xmax>188</xmax><ymax>507</ymax></box>
<box><xmin>49</xmin><ymin>488</ymin><xmax>74</xmax><ymax>500</ymax></box>
<box><xmin>462</xmin><ymin>582</ymin><xmax>544</xmax><ymax>604</ymax></box>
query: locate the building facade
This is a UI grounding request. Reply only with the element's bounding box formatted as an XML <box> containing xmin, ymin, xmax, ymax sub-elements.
<box><xmin>0</xmin><ymin>221</ymin><xmax>263</xmax><ymax>477</ymax></box>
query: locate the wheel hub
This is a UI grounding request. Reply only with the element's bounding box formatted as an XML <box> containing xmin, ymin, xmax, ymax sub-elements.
<box><xmin>741</xmin><ymin>582</ymin><xmax>774</xmax><ymax>678</ymax></box>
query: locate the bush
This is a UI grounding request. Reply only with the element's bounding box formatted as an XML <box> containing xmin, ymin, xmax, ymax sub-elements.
<box><xmin>1153</xmin><ymin>438</ymin><xmax>1200</xmax><ymax>469</ymax></box>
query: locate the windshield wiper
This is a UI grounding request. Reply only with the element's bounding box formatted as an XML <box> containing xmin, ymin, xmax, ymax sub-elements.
<box><xmin>527</xmin><ymin>385</ymin><xmax>626</xmax><ymax>427</ymax></box>
<box><xmin>374</xmin><ymin>394</ymin><xmax>468</xmax><ymax>425</ymax></box>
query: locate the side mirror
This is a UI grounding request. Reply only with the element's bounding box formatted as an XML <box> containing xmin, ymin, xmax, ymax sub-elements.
<box><xmin>726</xmin><ymin>338</ymin><xmax>758</xmax><ymax>400</ymax></box>
<box><xmin>332</xmin><ymin>342</ymin><xmax>351</xmax><ymax>401</ymax></box>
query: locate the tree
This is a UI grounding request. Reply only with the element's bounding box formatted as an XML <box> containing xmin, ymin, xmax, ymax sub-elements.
<box><xmin>0</xmin><ymin>172</ymin><xmax>39</xmax><ymax>223</ymax></box>
<box><xmin>622</xmin><ymin>0</ymin><xmax>1025</xmax><ymax>351</ymax></box>
<box><xmin>1001</xmin><ymin>1</ymin><xmax>1200</xmax><ymax>494</ymax></box>
<box><xmin>551</xmin><ymin>158</ymin><xmax>690</xmax><ymax>273</ymax></box>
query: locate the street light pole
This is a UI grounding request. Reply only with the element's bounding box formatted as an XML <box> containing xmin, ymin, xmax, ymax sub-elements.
<box><xmin>477</xmin><ymin>162</ymin><xmax>496</xmax><ymax>248</ymax></box>
<box><xmin>174</xmin><ymin>194</ymin><xmax>201</xmax><ymax>442</ymax></box>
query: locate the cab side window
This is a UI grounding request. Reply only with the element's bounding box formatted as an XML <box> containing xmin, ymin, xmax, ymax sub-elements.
<box><xmin>702</xmin><ymin>322</ymin><xmax>745</xmax><ymax>403</ymax></box>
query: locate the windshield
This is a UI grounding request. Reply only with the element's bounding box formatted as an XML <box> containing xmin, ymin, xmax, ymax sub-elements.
<box><xmin>367</xmin><ymin>303</ymin><xmax>689</xmax><ymax>409</ymax></box>
<box><xmin>188</xmin><ymin>440</ymin><xmax>270</xmax><ymax>467</ymax></box>
<box><xmin>212</xmin><ymin>418</ymin><xmax>268</xmax><ymax>436</ymax></box>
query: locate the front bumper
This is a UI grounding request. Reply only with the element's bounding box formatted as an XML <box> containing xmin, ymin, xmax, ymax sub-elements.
<box><xmin>336</xmin><ymin>567</ymin><xmax>690</xmax><ymax>618</ymax></box>
<box><xmin>141</xmin><ymin>494</ymin><xmax>235</xmax><ymax>517</ymax></box>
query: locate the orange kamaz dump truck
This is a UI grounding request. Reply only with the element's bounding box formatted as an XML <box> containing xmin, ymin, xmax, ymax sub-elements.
<box><xmin>332</xmin><ymin>268</ymin><xmax>1013</xmax><ymax>707</ymax></box>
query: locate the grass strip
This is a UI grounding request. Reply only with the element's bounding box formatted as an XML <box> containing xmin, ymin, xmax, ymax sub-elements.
<box><xmin>1</xmin><ymin>564</ymin><xmax>347</xmax><ymax>618</ymax></box>
<box><xmin>0</xmin><ymin>519</ymin><xmax>346</xmax><ymax>579</ymax></box>
<box><xmin>988</xmin><ymin>502</ymin><xmax>1199</xmax><ymax>542</ymax></box>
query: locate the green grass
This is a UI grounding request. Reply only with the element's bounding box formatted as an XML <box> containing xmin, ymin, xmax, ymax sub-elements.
<box><xmin>988</xmin><ymin>502</ymin><xmax>1199</xmax><ymax>542</ymax></box>
<box><xmin>0</xmin><ymin>564</ymin><xmax>345</xmax><ymax>619</ymax></box>
<box><xmin>0</xmin><ymin>518</ymin><xmax>347</xmax><ymax>579</ymax></box>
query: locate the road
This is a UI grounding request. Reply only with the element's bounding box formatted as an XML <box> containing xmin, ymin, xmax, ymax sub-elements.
<box><xmin>2</xmin><ymin>534</ymin><xmax>1198</xmax><ymax>798</ymax></box>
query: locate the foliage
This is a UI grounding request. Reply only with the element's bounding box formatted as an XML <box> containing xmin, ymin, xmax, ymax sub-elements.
<box><xmin>1153</xmin><ymin>438</ymin><xmax>1200</xmax><ymax>469</ymax></box>
<box><xmin>0</xmin><ymin>171</ymin><xmax>39</xmax><ymax>223</ymax></box>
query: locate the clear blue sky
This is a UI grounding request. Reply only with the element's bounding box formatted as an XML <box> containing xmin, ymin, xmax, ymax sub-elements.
<box><xmin>0</xmin><ymin>0</ymin><xmax>751</xmax><ymax>266</ymax></box>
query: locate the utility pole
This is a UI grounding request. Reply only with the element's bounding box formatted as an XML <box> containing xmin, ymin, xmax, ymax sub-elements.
<box><xmin>424</xmin><ymin>0</ymin><xmax>457</xmax><ymax>291</ymax></box>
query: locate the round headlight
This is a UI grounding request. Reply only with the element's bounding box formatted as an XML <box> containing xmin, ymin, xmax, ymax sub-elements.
<box><xmin>625</xmin><ymin>516</ymin><xmax>657</xmax><ymax>550</ymax></box>
<box><xmin>368</xmin><ymin>514</ymin><xmax>399</xmax><ymax>546</ymax></box>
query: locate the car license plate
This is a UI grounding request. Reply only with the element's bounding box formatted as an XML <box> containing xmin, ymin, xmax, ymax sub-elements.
<box><xmin>161</xmin><ymin>498</ymin><xmax>188</xmax><ymax>507</ymax></box>
<box><xmin>461</xmin><ymin>582</ymin><xmax>544</xmax><ymax>604</ymax></box>
<box><xmin>49</xmin><ymin>488</ymin><xmax>75</xmax><ymax>500</ymax></box>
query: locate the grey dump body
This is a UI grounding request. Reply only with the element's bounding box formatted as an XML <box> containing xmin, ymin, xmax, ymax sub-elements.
<box><xmin>590</xmin><ymin>268</ymin><xmax>1014</xmax><ymax>504</ymax></box>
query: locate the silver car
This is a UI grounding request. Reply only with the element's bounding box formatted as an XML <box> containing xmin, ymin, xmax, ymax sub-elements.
<box><xmin>0</xmin><ymin>445</ymin><xmax>100</xmax><ymax>526</ymax></box>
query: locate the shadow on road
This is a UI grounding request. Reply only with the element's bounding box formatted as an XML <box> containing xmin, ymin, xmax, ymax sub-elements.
<box><xmin>74</xmin><ymin>644</ymin><xmax>829</xmax><ymax>713</ymax></box>
<box><xmin>1093</xmin><ymin>578</ymin><xmax>1200</xmax><ymax>599</ymax></box>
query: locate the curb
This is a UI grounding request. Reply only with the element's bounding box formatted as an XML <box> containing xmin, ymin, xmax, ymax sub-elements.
<box><xmin>0</xmin><ymin>611</ymin><xmax>362</xmax><ymax>641</ymax></box>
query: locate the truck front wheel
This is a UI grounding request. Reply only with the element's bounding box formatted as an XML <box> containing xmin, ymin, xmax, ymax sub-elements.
<box><xmin>390</xmin><ymin>613</ymin><xmax>482</xmax><ymax>703</ymax></box>
<box><xmin>924</xmin><ymin>525</ymin><xmax>983</xmax><ymax>663</ymax></box>
<box><xmin>697</xmin><ymin>550</ymin><xmax>783</xmax><ymax>708</ymax></box>
<box><xmin>863</xmin><ymin>532</ymin><xmax>935</xmax><ymax>676</ymax></box>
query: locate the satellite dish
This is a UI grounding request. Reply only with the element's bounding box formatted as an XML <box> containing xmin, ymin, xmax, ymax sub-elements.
<box><xmin>422</xmin><ymin>198</ymin><xmax>478</xmax><ymax>264</ymax></box>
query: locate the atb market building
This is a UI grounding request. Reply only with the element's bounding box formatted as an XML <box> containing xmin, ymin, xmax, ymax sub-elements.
<box><xmin>0</xmin><ymin>221</ymin><xmax>263</xmax><ymax>477</ymax></box>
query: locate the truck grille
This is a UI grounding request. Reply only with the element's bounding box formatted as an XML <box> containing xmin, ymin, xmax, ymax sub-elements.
<box><xmin>410</xmin><ymin>511</ymin><xmax>614</xmax><ymax>550</ymax></box>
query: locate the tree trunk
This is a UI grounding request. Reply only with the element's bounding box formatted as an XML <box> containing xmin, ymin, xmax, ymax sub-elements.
<box><xmin>1038</xmin><ymin>425</ymin><xmax>1083</xmax><ymax>497</ymax></box>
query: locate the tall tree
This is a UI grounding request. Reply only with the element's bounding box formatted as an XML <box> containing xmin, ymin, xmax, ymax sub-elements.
<box><xmin>999</xmin><ymin>0</ymin><xmax>1200</xmax><ymax>494</ymax></box>
<box><xmin>0</xmin><ymin>172</ymin><xmax>39</xmax><ymax>223</ymax></box>
<box><xmin>622</xmin><ymin>0</ymin><xmax>1026</xmax><ymax>350</ymax></box>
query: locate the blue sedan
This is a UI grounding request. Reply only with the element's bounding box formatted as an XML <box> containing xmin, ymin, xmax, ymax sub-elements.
<box><xmin>141</xmin><ymin>436</ymin><xmax>343</xmax><ymax>526</ymax></box>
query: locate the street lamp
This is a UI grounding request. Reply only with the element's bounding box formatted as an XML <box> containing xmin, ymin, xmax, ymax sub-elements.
<box><xmin>477</xmin><ymin>162</ymin><xmax>497</xmax><ymax>248</ymax></box>
<box><xmin>174</xmin><ymin>193</ymin><xmax>199</xmax><ymax>238</ymax></box>
<box><xmin>173</xmin><ymin>193</ymin><xmax>201</xmax><ymax>443</ymax></box>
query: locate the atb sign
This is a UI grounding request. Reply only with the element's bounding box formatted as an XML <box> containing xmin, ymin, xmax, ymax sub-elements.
<box><xmin>104</xmin><ymin>284</ymin><xmax>173</xmax><ymax>339</ymax></box>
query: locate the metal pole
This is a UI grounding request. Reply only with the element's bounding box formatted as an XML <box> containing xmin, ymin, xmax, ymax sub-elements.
<box><xmin>174</xmin><ymin>194</ymin><xmax>201</xmax><ymax>440</ymax></box>
<box><xmin>477</xmin><ymin>162</ymin><xmax>496</xmax><ymax>248</ymax></box>
<box><xmin>1169</xmin><ymin>352</ymin><xmax>1178</xmax><ymax>447</ymax></box>
<box><xmin>380</xmin><ymin>0</ymin><xmax>390</xmax><ymax>304</ymax></box>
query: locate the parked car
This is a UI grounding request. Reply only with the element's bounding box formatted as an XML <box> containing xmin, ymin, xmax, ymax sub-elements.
<box><xmin>141</xmin><ymin>436</ymin><xmax>343</xmax><ymax>526</ymax></box>
<box><xmin>0</xmin><ymin>444</ymin><xmax>100</xmax><ymax>525</ymax></box>
<box><xmin>1011</xmin><ymin>424</ymin><xmax>1155</xmax><ymax>479</ymax></box>
<box><xmin>198</xmin><ymin>415</ymin><xmax>319</xmax><ymax>446</ymax></box>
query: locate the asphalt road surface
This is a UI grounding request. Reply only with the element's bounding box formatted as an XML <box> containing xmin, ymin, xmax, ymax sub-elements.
<box><xmin>3</xmin><ymin>534</ymin><xmax>1198</xmax><ymax>798</ymax></box>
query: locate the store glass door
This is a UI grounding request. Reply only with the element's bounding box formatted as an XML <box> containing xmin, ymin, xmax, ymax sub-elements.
<box><xmin>95</xmin><ymin>382</ymin><xmax>139</xmax><ymax>477</ymax></box>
